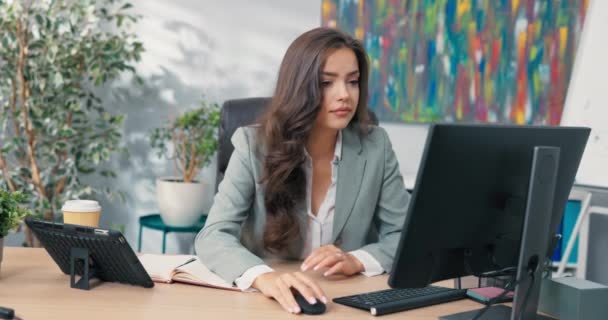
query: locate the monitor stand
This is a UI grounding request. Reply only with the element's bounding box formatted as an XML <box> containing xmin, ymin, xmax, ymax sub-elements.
<box><xmin>442</xmin><ymin>146</ymin><xmax>560</xmax><ymax>320</ymax></box>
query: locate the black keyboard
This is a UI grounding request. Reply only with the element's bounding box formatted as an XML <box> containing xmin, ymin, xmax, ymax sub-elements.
<box><xmin>333</xmin><ymin>286</ymin><xmax>467</xmax><ymax>316</ymax></box>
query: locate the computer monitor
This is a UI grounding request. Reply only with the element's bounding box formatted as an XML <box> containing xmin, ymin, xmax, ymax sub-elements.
<box><xmin>389</xmin><ymin>124</ymin><xmax>590</xmax><ymax>289</ymax></box>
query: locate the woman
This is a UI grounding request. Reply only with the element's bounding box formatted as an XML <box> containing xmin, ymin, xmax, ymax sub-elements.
<box><xmin>195</xmin><ymin>27</ymin><xmax>410</xmax><ymax>314</ymax></box>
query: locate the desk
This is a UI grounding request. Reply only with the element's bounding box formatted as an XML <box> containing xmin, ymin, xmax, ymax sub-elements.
<box><xmin>0</xmin><ymin>247</ymin><xmax>487</xmax><ymax>319</ymax></box>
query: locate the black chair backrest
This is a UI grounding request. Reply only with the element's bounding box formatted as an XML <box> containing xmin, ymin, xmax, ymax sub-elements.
<box><xmin>216</xmin><ymin>97</ymin><xmax>379</xmax><ymax>190</ymax></box>
<box><xmin>217</xmin><ymin>97</ymin><xmax>270</xmax><ymax>187</ymax></box>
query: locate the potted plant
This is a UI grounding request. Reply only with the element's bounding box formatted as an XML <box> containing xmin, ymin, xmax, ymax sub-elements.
<box><xmin>150</xmin><ymin>100</ymin><xmax>220</xmax><ymax>226</ymax></box>
<box><xmin>0</xmin><ymin>0</ymin><xmax>144</xmax><ymax>245</ymax></box>
<box><xmin>0</xmin><ymin>0</ymin><xmax>143</xmax><ymax>245</ymax></box>
<box><xmin>0</xmin><ymin>189</ymin><xmax>30</xmax><ymax>272</ymax></box>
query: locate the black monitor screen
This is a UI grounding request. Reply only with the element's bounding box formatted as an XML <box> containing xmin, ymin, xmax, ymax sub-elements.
<box><xmin>389</xmin><ymin>124</ymin><xmax>589</xmax><ymax>288</ymax></box>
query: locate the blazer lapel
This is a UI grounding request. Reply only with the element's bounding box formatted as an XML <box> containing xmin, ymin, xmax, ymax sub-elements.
<box><xmin>332</xmin><ymin>127</ymin><xmax>366</xmax><ymax>243</ymax></box>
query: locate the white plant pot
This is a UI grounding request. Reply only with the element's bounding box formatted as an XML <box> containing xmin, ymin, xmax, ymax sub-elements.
<box><xmin>156</xmin><ymin>177</ymin><xmax>207</xmax><ymax>227</ymax></box>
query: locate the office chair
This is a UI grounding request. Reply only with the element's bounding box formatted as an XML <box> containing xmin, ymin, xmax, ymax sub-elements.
<box><xmin>216</xmin><ymin>97</ymin><xmax>378</xmax><ymax>190</ymax></box>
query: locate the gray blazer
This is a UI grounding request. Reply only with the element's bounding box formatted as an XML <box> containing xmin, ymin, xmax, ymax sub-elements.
<box><xmin>195</xmin><ymin>125</ymin><xmax>410</xmax><ymax>284</ymax></box>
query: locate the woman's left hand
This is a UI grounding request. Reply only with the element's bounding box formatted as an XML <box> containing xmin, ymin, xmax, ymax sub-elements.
<box><xmin>300</xmin><ymin>245</ymin><xmax>364</xmax><ymax>276</ymax></box>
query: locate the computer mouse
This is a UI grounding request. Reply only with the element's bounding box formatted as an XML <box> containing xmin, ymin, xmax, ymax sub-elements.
<box><xmin>293</xmin><ymin>290</ymin><xmax>326</xmax><ymax>315</ymax></box>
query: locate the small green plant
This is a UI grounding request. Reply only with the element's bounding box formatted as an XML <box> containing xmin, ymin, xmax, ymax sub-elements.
<box><xmin>0</xmin><ymin>189</ymin><xmax>30</xmax><ymax>238</ymax></box>
<box><xmin>150</xmin><ymin>100</ymin><xmax>221</xmax><ymax>183</ymax></box>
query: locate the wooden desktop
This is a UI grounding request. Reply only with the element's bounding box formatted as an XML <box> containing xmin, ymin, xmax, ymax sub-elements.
<box><xmin>0</xmin><ymin>247</ymin><xmax>489</xmax><ymax>319</ymax></box>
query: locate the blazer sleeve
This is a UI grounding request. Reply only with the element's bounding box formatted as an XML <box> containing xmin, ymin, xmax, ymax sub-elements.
<box><xmin>194</xmin><ymin>127</ymin><xmax>266</xmax><ymax>284</ymax></box>
<box><xmin>358</xmin><ymin>128</ymin><xmax>411</xmax><ymax>272</ymax></box>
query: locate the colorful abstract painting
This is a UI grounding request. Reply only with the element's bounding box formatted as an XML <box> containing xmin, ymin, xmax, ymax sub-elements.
<box><xmin>322</xmin><ymin>0</ymin><xmax>589</xmax><ymax>124</ymax></box>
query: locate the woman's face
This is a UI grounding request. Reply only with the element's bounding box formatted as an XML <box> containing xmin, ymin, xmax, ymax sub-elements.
<box><xmin>315</xmin><ymin>47</ymin><xmax>360</xmax><ymax>131</ymax></box>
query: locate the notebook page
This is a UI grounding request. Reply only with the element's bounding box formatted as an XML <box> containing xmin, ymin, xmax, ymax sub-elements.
<box><xmin>174</xmin><ymin>258</ymin><xmax>237</xmax><ymax>290</ymax></box>
<box><xmin>138</xmin><ymin>254</ymin><xmax>196</xmax><ymax>282</ymax></box>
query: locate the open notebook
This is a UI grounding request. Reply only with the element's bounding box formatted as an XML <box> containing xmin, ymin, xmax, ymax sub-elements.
<box><xmin>138</xmin><ymin>254</ymin><xmax>240</xmax><ymax>291</ymax></box>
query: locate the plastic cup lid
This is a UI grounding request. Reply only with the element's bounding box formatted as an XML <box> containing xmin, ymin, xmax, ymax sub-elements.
<box><xmin>61</xmin><ymin>200</ymin><xmax>101</xmax><ymax>212</ymax></box>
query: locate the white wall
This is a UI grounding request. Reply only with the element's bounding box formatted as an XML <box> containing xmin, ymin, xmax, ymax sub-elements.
<box><xmin>561</xmin><ymin>0</ymin><xmax>608</xmax><ymax>188</ymax></box>
<box><xmin>381</xmin><ymin>123</ymin><xmax>427</xmax><ymax>189</ymax></box>
<box><xmin>5</xmin><ymin>0</ymin><xmax>428</xmax><ymax>250</ymax></box>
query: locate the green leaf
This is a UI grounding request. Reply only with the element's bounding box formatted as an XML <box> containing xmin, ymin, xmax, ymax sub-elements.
<box><xmin>78</xmin><ymin>166</ymin><xmax>95</xmax><ymax>174</ymax></box>
<box><xmin>111</xmin><ymin>114</ymin><xmax>125</xmax><ymax>124</ymax></box>
<box><xmin>29</xmin><ymin>40</ymin><xmax>45</xmax><ymax>50</ymax></box>
<box><xmin>116</xmin><ymin>15</ymin><xmax>124</xmax><ymax>27</ymax></box>
<box><xmin>53</xmin><ymin>73</ymin><xmax>64</xmax><ymax>87</ymax></box>
<box><xmin>120</xmin><ymin>3</ymin><xmax>134</xmax><ymax>10</ymax></box>
<box><xmin>100</xmin><ymin>170</ymin><xmax>117</xmax><ymax>178</ymax></box>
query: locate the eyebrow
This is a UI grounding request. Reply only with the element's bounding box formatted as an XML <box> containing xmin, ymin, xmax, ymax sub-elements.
<box><xmin>322</xmin><ymin>70</ymin><xmax>360</xmax><ymax>77</ymax></box>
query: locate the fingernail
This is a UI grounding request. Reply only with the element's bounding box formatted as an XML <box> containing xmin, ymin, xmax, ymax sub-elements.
<box><xmin>313</xmin><ymin>265</ymin><xmax>319</xmax><ymax>271</ymax></box>
<box><xmin>321</xmin><ymin>296</ymin><xmax>328</xmax><ymax>304</ymax></box>
<box><xmin>323</xmin><ymin>271</ymin><xmax>329</xmax><ymax>277</ymax></box>
<box><xmin>308</xmin><ymin>297</ymin><xmax>317</xmax><ymax>304</ymax></box>
<box><xmin>294</xmin><ymin>307</ymin><xmax>301</xmax><ymax>313</ymax></box>
<box><xmin>301</xmin><ymin>264</ymin><xmax>307</xmax><ymax>271</ymax></box>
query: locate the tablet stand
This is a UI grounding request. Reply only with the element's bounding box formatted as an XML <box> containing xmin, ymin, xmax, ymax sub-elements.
<box><xmin>70</xmin><ymin>247</ymin><xmax>97</xmax><ymax>290</ymax></box>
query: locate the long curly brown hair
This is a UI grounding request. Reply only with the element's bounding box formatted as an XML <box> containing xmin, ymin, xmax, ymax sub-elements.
<box><xmin>257</xmin><ymin>27</ymin><xmax>371</xmax><ymax>253</ymax></box>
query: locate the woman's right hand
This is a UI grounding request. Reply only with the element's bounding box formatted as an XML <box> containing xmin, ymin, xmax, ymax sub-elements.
<box><xmin>251</xmin><ymin>271</ymin><xmax>327</xmax><ymax>314</ymax></box>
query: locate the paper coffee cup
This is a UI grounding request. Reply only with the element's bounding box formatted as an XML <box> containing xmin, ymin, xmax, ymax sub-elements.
<box><xmin>62</xmin><ymin>200</ymin><xmax>101</xmax><ymax>227</ymax></box>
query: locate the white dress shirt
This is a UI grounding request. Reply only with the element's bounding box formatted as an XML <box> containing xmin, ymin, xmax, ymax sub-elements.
<box><xmin>234</xmin><ymin>131</ymin><xmax>384</xmax><ymax>290</ymax></box>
